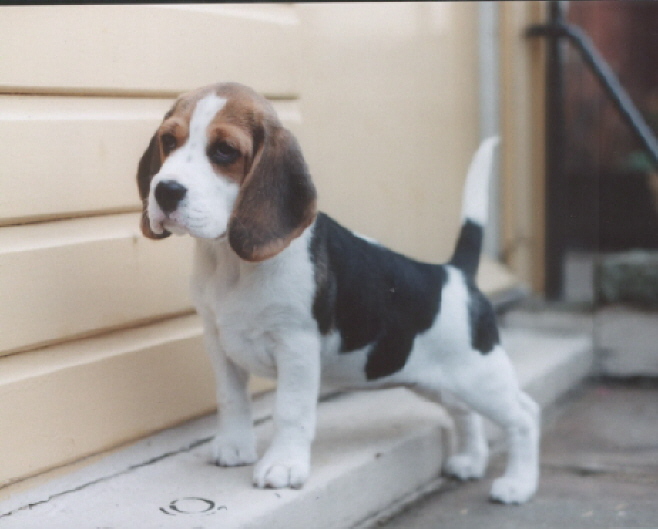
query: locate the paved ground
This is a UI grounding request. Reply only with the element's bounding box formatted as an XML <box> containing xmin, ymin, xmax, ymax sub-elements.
<box><xmin>382</xmin><ymin>378</ymin><xmax>658</xmax><ymax>528</ymax></box>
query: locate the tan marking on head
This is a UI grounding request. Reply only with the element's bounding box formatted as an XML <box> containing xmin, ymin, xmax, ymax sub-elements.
<box><xmin>157</xmin><ymin>83</ymin><xmax>279</xmax><ymax>182</ymax></box>
<box><xmin>207</xmin><ymin>83</ymin><xmax>281</xmax><ymax>182</ymax></box>
<box><xmin>205</xmin><ymin>122</ymin><xmax>252</xmax><ymax>183</ymax></box>
<box><xmin>153</xmin><ymin>87</ymin><xmax>214</xmax><ymax>160</ymax></box>
<box><xmin>155</xmin><ymin>117</ymin><xmax>188</xmax><ymax>159</ymax></box>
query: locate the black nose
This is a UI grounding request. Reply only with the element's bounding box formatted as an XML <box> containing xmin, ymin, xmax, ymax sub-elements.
<box><xmin>155</xmin><ymin>180</ymin><xmax>187</xmax><ymax>213</ymax></box>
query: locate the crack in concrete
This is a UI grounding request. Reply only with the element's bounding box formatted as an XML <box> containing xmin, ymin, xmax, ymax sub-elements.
<box><xmin>544</xmin><ymin>462</ymin><xmax>658</xmax><ymax>484</ymax></box>
<box><xmin>0</xmin><ymin>403</ymin><xmax>284</xmax><ymax>520</ymax></box>
<box><xmin>0</xmin><ymin>435</ymin><xmax>214</xmax><ymax>520</ymax></box>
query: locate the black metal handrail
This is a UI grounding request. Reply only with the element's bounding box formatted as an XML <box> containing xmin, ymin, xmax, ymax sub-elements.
<box><xmin>526</xmin><ymin>10</ymin><xmax>658</xmax><ymax>169</ymax></box>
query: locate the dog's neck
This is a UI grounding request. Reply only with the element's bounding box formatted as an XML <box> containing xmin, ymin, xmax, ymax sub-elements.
<box><xmin>192</xmin><ymin>218</ymin><xmax>316</xmax><ymax>282</ymax></box>
<box><xmin>193</xmin><ymin>237</ymin><xmax>248</xmax><ymax>283</ymax></box>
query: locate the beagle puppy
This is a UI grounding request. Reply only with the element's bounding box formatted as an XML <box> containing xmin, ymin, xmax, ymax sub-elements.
<box><xmin>136</xmin><ymin>82</ymin><xmax>539</xmax><ymax>504</ymax></box>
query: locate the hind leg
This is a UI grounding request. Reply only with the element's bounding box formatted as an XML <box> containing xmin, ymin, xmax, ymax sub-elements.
<box><xmin>414</xmin><ymin>388</ymin><xmax>489</xmax><ymax>480</ymax></box>
<box><xmin>488</xmin><ymin>389</ymin><xmax>540</xmax><ymax>504</ymax></box>
<box><xmin>415</xmin><ymin>346</ymin><xmax>539</xmax><ymax>504</ymax></box>
<box><xmin>442</xmin><ymin>396</ymin><xmax>489</xmax><ymax>480</ymax></box>
<box><xmin>449</xmin><ymin>348</ymin><xmax>540</xmax><ymax>504</ymax></box>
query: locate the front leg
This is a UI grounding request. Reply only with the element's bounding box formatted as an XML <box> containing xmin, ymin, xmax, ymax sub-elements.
<box><xmin>204</xmin><ymin>319</ymin><xmax>257</xmax><ymax>467</ymax></box>
<box><xmin>253</xmin><ymin>332</ymin><xmax>321</xmax><ymax>489</ymax></box>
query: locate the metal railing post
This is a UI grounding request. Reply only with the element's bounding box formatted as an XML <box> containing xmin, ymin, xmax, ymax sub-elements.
<box><xmin>544</xmin><ymin>1</ymin><xmax>568</xmax><ymax>300</ymax></box>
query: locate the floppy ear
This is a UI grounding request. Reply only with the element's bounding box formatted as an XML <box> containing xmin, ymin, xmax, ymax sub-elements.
<box><xmin>136</xmin><ymin>132</ymin><xmax>170</xmax><ymax>240</ymax></box>
<box><xmin>228</xmin><ymin>126</ymin><xmax>317</xmax><ymax>262</ymax></box>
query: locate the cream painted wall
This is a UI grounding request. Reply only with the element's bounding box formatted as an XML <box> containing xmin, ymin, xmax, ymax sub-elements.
<box><xmin>499</xmin><ymin>2</ymin><xmax>547</xmax><ymax>291</ymax></box>
<box><xmin>297</xmin><ymin>3</ymin><xmax>481</xmax><ymax>264</ymax></box>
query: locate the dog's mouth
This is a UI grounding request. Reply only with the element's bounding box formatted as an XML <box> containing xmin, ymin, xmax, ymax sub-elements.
<box><xmin>160</xmin><ymin>217</ymin><xmax>228</xmax><ymax>241</ymax></box>
<box><xmin>150</xmin><ymin>204</ymin><xmax>228</xmax><ymax>240</ymax></box>
<box><xmin>162</xmin><ymin>218</ymin><xmax>188</xmax><ymax>236</ymax></box>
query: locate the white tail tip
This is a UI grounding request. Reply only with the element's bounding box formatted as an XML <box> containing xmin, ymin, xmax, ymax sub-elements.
<box><xmin>461</xmin><ymin>136</ymin><xmax>499</xmax><ymax>225</ymax></box>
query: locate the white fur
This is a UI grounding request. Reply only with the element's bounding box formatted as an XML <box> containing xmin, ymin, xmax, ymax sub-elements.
<box><xmin>191</xmin><ymin>231</ymin><xmax>320</xmax><ymax>488</ymax></box>
<box><xmin>145</xmin><ymin>103</ymin><xmax>538</xmax><ymax>504</ymax></box>
<box><xmin>461</xmin><ymin>136</ymin><xmax>499</xmax><ymax>225</ymax></box>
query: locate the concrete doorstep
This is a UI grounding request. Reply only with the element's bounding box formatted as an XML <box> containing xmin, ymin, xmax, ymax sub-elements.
<box><xmin>0</xmin><ymin>313</ymin><xmax>593</xmax><ymax>529</ymax></box>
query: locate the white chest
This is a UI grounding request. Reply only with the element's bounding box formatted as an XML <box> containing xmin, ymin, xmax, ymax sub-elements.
<box><xmin>190</xmin><ymin>236</ymin><xmax>317</xmax><ymax>378</ymax></box>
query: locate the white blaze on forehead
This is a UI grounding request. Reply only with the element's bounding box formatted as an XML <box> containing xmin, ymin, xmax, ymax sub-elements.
<box><xmin>186</xmin><ymin>92</ymin><xmax>227</xmax><ymax>150</ymax></box>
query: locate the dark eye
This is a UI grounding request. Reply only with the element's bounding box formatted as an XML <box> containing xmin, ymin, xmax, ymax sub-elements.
<box><xmin>208</xmin><ymin>141</ymin><xmax>239</xmax><ymax>165</ymax></box>
<box><xmin>161</xmin><ymin>133</ymin><xmax>177</xmax><ymax>156</ymax></box>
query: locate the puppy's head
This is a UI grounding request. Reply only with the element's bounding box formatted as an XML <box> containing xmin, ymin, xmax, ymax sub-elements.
<box><xmin>136</xmin><ymin>82</ymin><xmax>317</xmax><ymax>262</ymax></box>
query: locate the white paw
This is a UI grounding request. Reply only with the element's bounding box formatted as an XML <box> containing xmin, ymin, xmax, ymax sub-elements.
<box><xmin>213</xmin><ymin>433</ymin><xmax>257</xmax><ymax>467</ymax></box>
<box><xmin>444</xmin><ymin>454</ymin><xmax>487</xmax><ymax>480</ymax></box>
<box><xmin>489</xmin><ymin>476</ymin><xmax>536</xmax><ymax>505</ymax></box>
<box><xmin>253</xmin><ymin>448</ymin><xmax>310</xmax><ymax>489</ymax></box>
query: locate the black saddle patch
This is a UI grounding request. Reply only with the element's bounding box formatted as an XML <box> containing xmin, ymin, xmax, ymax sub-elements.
<box><xmin>310</xmin><ymin>213</ymin><xmax>446</xmax><ymax>380</ymax></box>
<box><xmin>466</xmin><ymin>279</ymin><xmax>499</xmax><ymax>354</ymax></box>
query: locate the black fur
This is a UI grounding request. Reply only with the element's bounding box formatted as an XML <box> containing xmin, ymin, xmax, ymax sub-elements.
<box><xmin>466</xmin><ymin>279</ymin><xmax>499</xmax><ymax>354</ymax></box>
<box><xmin>310</xmin><ymin>213</ymin><xmax>446</xmax><ymax>380</ymax></box>
<box><xmin>449</xmin><ymin>219</ymin><xmax>483</xmax><ymax>277</ymax></box>
<box><xmin>451</xmin><ymin>220</ymin><xmax>500</xmax><ymax>353</ymax></box>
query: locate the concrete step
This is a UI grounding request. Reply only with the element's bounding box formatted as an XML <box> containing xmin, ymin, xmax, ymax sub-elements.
<box><xmin>0</xmin><ymin>313</ymin><xmax>593</xmax><ymax>529</ymax></box>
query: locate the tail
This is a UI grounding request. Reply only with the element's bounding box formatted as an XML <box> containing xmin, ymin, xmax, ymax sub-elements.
<box><xmin>449</xmin><ymin>136</ymin><xmax>499</xmax><ymax>277</ymax></box>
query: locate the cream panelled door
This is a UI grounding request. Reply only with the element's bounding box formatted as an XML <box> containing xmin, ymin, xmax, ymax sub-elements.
<box><xmin>0</xmin><ymin>4</ymin><xmax>296</xmax><ymax>490</ymax></box>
